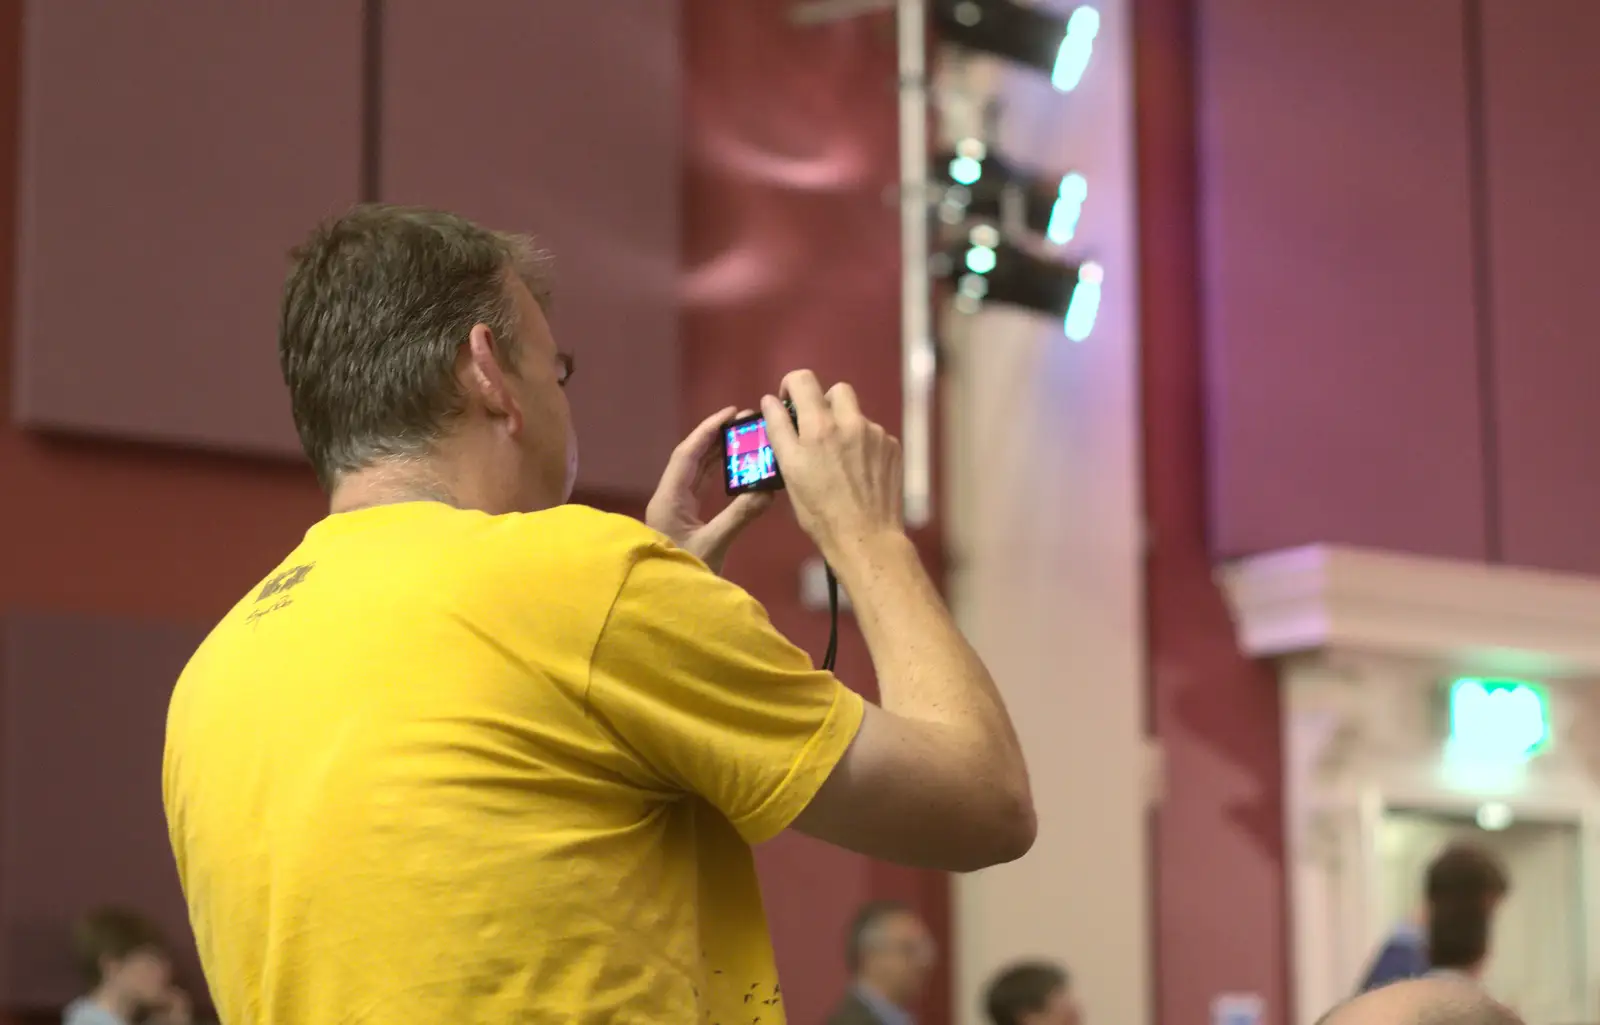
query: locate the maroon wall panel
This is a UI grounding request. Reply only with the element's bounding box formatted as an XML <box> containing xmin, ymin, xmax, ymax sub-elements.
<box><xmin>0</xmin><ymin>28</ymin><xmax>329</xmax><ymax>1017</ymax></box>
<box><xmin>1479</xmin><ymin>1</ymin><xmax>1600</xmax><ymax>575</ymax></box>
<box><xmin>0</xmin><ymin>615</ymin><xmax>206</xmax><ymax>1011</ymax></box>
<box><xmin>12</xmin><ymin>1</ymin><xmax>363</xmax><ymax>458</ymax></box>
<box><xmin>1198</xmin><ymin>0</ymin><xmax>1489</xmax><ymax>561</ymax></box>
<box><xmin>1138</xmin><ymin>1</ymin><xmax>1289</xmax><ymax>1021</ymax></box>
<box><xmin>0</xmin><ymin>4</ymin><xmax>328</xmax><ymax>626</ymax></box>
<box><xmin>379</xmin><ymin>2</ymin><xmax>680</xmax><ymax>498</ymax></box>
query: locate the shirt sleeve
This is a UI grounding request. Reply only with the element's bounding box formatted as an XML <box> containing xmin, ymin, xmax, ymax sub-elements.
<box><xmin>585</xmin><ymin>540</ymin><xmax>865</xmax><ymax>844</ymax></box>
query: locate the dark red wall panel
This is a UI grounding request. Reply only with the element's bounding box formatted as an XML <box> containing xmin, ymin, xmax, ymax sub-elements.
<box><xmin>1198</xmin><ymin>0</ymin><xmax>1488</xmax><ymax>561</ymax></box>
<box><xmin>0</xmin><ymin>615</ymin><xmax>205</xmax><ymax>1011</ymax></box>
<box><xmin>379</xmin><ymin>2</ymin><xmax>680</xmax><ymax>497</ymax></box>
<box><xmin>1138</xmin><ymin>1</ymin><xmax>1289</xmax><ymax>1021</ymax></box>
<box><xmin>12</xmin><ymin>2</ymin><xmax>363</xmax><ymax>458</ymax></box>
<box><xmin>1479</xmin><ymin>1</ymin><xmax>1600</xmax><ymax>574</ymax></box>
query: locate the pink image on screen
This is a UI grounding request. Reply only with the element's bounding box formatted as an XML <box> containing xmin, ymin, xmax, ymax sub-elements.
<box><xmin>728</xmin><ymin>421</ymin><xmax>768</xmax><ymax>458</ymax></box>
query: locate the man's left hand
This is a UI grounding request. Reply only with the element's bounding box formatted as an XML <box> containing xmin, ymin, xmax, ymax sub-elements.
<box><xmin>647</xmin><ymin>406</ymin><xmax>775</xmax><ymax>574</ymax></box>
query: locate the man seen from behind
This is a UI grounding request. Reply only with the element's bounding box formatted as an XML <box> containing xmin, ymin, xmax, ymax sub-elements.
<box><xmin>162</xmin><ymin>205</ymin><xmax>1036</xmax><ymax>1025</ymax></box>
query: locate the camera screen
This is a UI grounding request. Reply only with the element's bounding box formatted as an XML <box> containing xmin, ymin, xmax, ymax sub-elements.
<box><xmin>724</xmin><ymin>415</ymin><xmax>780</xmax><ymax>494</ymax></box>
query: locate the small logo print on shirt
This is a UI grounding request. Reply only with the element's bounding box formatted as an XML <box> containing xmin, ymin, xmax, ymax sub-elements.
<box><xmin>256</xmin><ymin>563</ymin><xmax>314</xmax><ymax>601</ymax></box>
<box><xmin>247</xmin><ymin>563</ymin><xmax>314</xmax><ymax>624</ymax></box>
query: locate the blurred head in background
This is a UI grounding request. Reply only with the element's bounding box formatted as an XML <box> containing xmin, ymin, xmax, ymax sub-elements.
<box><xmin>1425</xmin><ymin>843</ymin><xmax>1509</xmax><ymax>978</ymax></box>
<box><xmin>848</xmin><ymin>900</ymin><xmax>936</xmax><ymax>1011</ymax></box>
<box><xmin>984</xmin><ymin>960</ymin><xmax>1081</xmax><ymax>1025</ymax></box>
<box><xmin>280</xmin><ymin>204</ymin><xmax>577</xmax><ymax>515</ymax></box>
<box><xmin>72</xmin><ymin>907</ymin><xmax>173</xmax><ymax>1012</ymax></box>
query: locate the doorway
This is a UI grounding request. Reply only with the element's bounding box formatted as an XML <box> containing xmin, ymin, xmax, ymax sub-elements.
<box><xmin>1376</xmin><ymin>807</ymin><xmax>1589</xmax><ymax>1025</ymax></box>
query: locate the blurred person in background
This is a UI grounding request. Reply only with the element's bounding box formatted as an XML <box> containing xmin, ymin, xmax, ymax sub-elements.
<box><xmin>64</xmin><ymin>908</ymin><xmax>190</xmax><ymax>1025</ymax></box>
<box><xmin>163</xmin><ymin>205</ymin><xmax>1035</xmax><ymax>1025</ymax></box>
<box><xmin>1425</xmin><ymin>855</ymin><xmax>1501</xmax><ymax>985</ymax></box>
<box><xmin>825</xmin><ymin>901</ymin><xmax>936</xmax><ymax>1025</ymax></box>
<box><xmin>983</xmin><ymin>960</ymin><xmax>1081</xmax><ymax>1025</ymax></box>
<box><xmin>1359</xmin><ymin>843</ymin><xmax>1508</xmax><ymax>992</ymax></box>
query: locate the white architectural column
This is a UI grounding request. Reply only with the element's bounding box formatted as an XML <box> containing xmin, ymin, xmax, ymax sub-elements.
<box><xmin>945</xmin><ymin>3</ymin><xmax>1149</xmax><ymax>1024</ymax></box>
<box><xmin>1222</xmin><ymin>545</ymin><xmax>1600</xmax><ymax>1025</ymax></box>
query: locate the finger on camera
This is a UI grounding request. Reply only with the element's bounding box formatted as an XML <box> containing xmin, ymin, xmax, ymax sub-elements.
<box><xmin>663</xmin><ymin>406</ymin><xmax>737</xmax><ymax>493</ymax></box>
<box><xmin>727</xmin><ymin>490</ymin><xmax>776</xmax><ymax>519</ymax></box>
<box><xmin>760</xmin><ymin>394</ymin><xmax>800</xmax><ymax>455</ymax></box>
<box><xmin>693</xmin><ymin>437</ymin><xmax>721</xmax><ymax>490</ymax></box>
<box><xmin>779</xmin><ymin>369</ymin><xmax>831</xmax><ymax>437</ymax></box>
<box><xmin>700</xmin><ymin>409</ymin><xmax>756</xmax><ymax>484</ymax></box>
<box><xmin>825</xmin><ymin>381</ymin><xmax>866</xmax><ymax>428</ymax></box>
<box><xmin>677</xmin><ymin>406</ymin><xmax>736</xmax><ymax>459</ymax></box>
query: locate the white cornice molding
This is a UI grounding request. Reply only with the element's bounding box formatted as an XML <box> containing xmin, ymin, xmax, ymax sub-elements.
<box><xmin>1218</xmin><ymin>545</ymin><xmax>1600</xmax><ymax>678</ymax></box>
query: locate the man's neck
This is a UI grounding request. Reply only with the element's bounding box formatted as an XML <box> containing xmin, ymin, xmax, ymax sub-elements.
<box><xmin>328</xmin><ymin>449</ymin><xmax>560</xmax><ymax>517</ymax></box>
<box><xmin>331</xmin><ymin>480</ymin><xmax>458</xmax><ymax>515</ymax></box>
<box><xmin>329</xmin><ymin>460</ymin><xmax>469</xmax><ymax>516</ymax></box>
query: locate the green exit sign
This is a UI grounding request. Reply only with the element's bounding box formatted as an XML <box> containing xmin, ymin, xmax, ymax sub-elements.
<box><xmin>1447</xmin><ymin>678</ymin><xmax>1551</xmax><ymax>762</ymax></box>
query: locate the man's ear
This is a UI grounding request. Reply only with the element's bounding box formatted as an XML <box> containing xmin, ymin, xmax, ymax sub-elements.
<box><xmin>460</xmin><ymin>325</ymin><xmax>523</xmax><ymax>435</ymax></box>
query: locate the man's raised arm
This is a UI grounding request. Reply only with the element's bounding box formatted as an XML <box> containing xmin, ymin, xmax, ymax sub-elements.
<box><xmin>766</xmin><ymin>371</ymin><xmax>1035</xmax><ymax>872</ymax></box>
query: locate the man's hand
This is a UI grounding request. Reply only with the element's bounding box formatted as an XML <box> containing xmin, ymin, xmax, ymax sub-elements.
<box><xmin>646</xmin><ymin>406</ymin><xmax>774</xmax><ymax>574</ymax></box>
<box><xmin>760</xmin><ymin>371</ymin><xmax>903</xmax><ymax>564</ymax></box>
<box><xmin>764</xmin><ymin>370</ymin><xmax>1036</xmax><ymax>872</ymax></box>
<box><xmin>148</xmin><ymin>987</ymin><xmax>192</xmax><ymax>1025</ymax></box>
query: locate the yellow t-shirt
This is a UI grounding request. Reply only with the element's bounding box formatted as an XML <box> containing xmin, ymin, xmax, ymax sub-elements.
<box><xmin>162</xmin><ymin>502</ymin><xmax>864</xmax><ymax>1025</ymax></box>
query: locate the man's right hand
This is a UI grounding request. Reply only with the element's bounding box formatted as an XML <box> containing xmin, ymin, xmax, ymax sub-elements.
<box><xmin>760</xmin><ymin>370</ymin><xmax>904</xmax><ymax>561</ymax></box>
<box><xmin>762</xmin><ymin>369</ymin><xmax>1036</xmax><ymax>873</ymax></box>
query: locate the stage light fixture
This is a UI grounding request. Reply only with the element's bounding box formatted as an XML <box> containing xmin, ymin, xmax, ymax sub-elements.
<box><xmin>950</xmin><ymin>225</ymin><xmax>1103</xmax><ymax>341</ymax></box>
<box><xmin>932</xmin><ymin>1</ymin><xmax>1101</xmax><ymax>93</ymax></box>
<box><xmin>938</xmin><ymin>138</ymin><xmax>1088</xmax><ymax>245</ymax></box>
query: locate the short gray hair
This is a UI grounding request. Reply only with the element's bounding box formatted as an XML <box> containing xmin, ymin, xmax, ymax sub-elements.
<box><xmin>279</xmin><ymin>204</ymin><xmax>554</xmax><ymax>489</ymax></box>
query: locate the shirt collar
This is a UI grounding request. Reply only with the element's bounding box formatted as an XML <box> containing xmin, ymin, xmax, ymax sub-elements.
<box><xmin>855</xmin><ymin>983</ymin><xmax>914</xmax><ymax>1025</ymax></box>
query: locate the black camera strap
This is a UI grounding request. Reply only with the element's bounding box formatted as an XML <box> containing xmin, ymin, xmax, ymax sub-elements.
<box><xmin>820</xmin><ymin>562</ymin><xmax>839</xmax><ymax>672</ymax></box>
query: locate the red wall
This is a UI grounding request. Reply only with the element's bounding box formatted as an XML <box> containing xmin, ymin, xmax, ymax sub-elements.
<box><xmin>1137</xmin><ymin>1</ymin><xmax>1290</xmax><ymax>1023</ymax></box>
<box><xmin>0</xmin><ymin>14</ymin><xmax>327</xmax><ymax>626</ymax></box>
<box><xmin>1197</xmin><ymin>0</ymin><xmax>1600</xmax><ymax>577</ymax></box>
<box><xmin>1198</xmin><ymin>0</ymin><xmax>1486</xmax><ymax>563</ymax></box>
<box><xmin>0</xmin><ymin>2</ymin><xmax>946</xmax><ymax>1023</ymax></box>
<box><xmin>1478</xmin><ymin>0</ymin><xmax>1600</xmax><ymax>574</ymax></box>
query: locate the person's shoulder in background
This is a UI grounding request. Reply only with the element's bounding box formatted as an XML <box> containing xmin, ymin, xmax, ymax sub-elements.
<box><xmin>824</xmin><ymin>989</ymin><xmax>887</xmax><ymax>1025</ymax></box>
<box><xmin>1357</xmin><ymin>924</ymin><xmax>1428</xmax><ymax>993</ymax></box>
